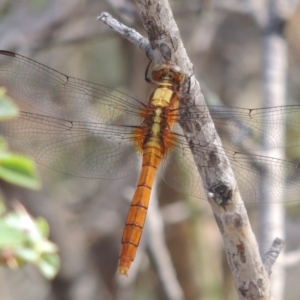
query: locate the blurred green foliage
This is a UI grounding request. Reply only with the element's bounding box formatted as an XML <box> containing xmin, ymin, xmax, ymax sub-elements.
<box><xmin>0</xmin><ymin>89</ymin><xmax>60</xmax><ymax>279</ymax></box>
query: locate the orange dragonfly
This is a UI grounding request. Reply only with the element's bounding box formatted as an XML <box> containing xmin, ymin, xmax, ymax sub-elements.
<box><xmin>0</xmin><ymin>50</ymin><xmax>300</xmax><ymax>275</ymax></box>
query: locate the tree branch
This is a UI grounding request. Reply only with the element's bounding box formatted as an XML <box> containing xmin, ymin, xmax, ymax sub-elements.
<box><xmin>98</xmin><ymin>12</ymin><xmax>151</xmax><ymax>58</ymax></box>
<box><xmin>146</xmin><ymin>183</ymin><xmax>184</xmax><ymax>300</ymax></box>
<box><xmin>263</xmin><ymin>238</ymin><xmax>285</xmax><ymax>275</ymax></box>
<box><xmin>99</xmin><ymin>1</ymin><xmax>274</xmax><ymax>298</ymax></box>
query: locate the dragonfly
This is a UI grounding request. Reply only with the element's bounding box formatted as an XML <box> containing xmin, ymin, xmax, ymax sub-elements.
<box><xmin>0</xmin><ymin>50</ymin><xmax>300</xmax><ymax>275</ymax></box>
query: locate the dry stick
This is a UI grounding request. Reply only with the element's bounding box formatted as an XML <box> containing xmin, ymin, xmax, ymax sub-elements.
<box><xmin>263</xmin><ymin>238</ymin><xmax>285</xmax><ymax>275</ymax></box>
<box><xmin>99</xmin><ymin>2</ymin><xmax>280</xmax><ymax>298</ymax></box>
<box><xmin>248</xmin><ymin>0</ymin><xmax>295</xmax><ymax>298</ymax></box>
<box><xmin>259</xmin><ymin>2</ymin><xmax>287</xmax><ymax>299</ymax></box>
<box><xmin>146</xmin><ymin>182</ymin><xmax>185</xmax><ymax>300</ymax></box>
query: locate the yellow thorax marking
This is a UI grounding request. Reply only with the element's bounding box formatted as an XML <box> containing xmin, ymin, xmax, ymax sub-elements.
<box><xmin>151</xmin><ymin>86</ymin><xmax>173</xmax><ymax>107</ymax></box>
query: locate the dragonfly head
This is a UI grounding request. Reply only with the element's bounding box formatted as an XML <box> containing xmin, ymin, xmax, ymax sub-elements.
<box><xmin>150</xmin><ymin>62</ymin><xmax>186</xmax><ymax>88</ymax></box>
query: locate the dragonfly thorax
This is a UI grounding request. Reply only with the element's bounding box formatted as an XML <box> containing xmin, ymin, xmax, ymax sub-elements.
<box><xmin>150</xmin><ymin>62</ymin><xmax>185</xmax><ymax>88</ymax></box>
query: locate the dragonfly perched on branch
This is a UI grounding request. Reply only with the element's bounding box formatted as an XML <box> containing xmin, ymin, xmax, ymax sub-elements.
<box><xmin>0</xmin><ymin>50</ymin><xmax>299</xmax><ymax>275</ymax></box>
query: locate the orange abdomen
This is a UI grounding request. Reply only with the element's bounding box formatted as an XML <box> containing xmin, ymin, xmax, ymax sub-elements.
<box><xmin>118</xmin><ymin>142</ymin><xmax>163</xmax><ymax>275</ymax></box>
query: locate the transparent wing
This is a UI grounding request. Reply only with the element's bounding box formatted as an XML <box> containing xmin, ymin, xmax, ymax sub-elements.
<box><xmin>1</xmin><ymin>111</ymin><xmax>141</xmax><ymax>178</ymax></box>
<box><xmin>225</xmin><ymin>151</ymin><xmax>300</xmax><ymax>203</ymax></box>
<box><xmin>175</xmin><ymin>105</ymin><xmax>300</xmax><ymax>150</ymax></box>
<box><xmin>161</xmin><ymin>128</ymin><xmax>206</xmax><ymax>200</ymax></box>
<box><xmin>208</xmin><ymin>105</ymin><xmax>300</xmax><ymax>150</ymax></box>
<box><xmin>162</xmin><ymin>124</ymin><xmax>300</xmax><ymax>203</ymax></box>
<box><xmin>0</xmin><ymin>51</ymin><xmax>144</xmax><ymax>124</ymax></box>
<box><xmin>0</xmin><ymin>51</ymin><xmax>143</xmax><ymax>179</ymax></box>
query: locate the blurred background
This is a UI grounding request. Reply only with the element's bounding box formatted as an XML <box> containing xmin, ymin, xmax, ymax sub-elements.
<box><xmin>0</xmin><ymin>0</ymin><xmax>300</xmax><ymax>299</ymax></box>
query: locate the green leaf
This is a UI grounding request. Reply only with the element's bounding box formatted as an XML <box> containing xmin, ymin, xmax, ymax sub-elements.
<box><xmin>0</xmin><ymin>206</ymin><xmax>60</xmax><ymax>279</ymax></box>
<box><xmin>0</xmin><ymin>220</ymin><xmax>25</xmax><ymax>247</ymax></box>
<box><xmin>38</xmin><ymin>240</ymin><xmax>58</xmax><ymax>253</ymax></box>
<box><xmin>35</xmin><ymin>217</ymin><xmax>50</xmax><ymax>238</ymax></box>
<box><xmin>16</xmin><ymin>248</ymin><xmax>39</xmax><ymax>262</ymax></box>
<box><xmin>37</xmin><ymin>253</ymin><xmax>60</xmax><ymax>279</ymax></box>
<box><xmin>0</xmin><ymin>88</ymin><xmax>19</xmax><ymax>121</ymax></box>
<box><xmin>0</xmin><ymin>153</ymin><xmax>40</xmax><ymax>189</ymax></box>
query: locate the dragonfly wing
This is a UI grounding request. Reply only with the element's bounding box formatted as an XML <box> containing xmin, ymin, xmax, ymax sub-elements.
<box><xmin>177</xmin><ymin>105</ymin><xmax>300</xmax><ymax>150</ymax></box>
<box><xmin>226</xmin><ymin>150</ymin><xmax>300</xmax><ymax>203</ymax></box>
<box><xmin>212</xmin><ymin>105</ymin><xmax>300</xmax><ymax>150</ymax></box>
<box><xmin>162</xmin><ymin>124</ymin><xmax>300</xmax><ymax>203</ymax></box>
<box><xmin>0</xmin><ymin>51</ymin><xmax>144</xmax><ymax>125</ymax></box>
<box><xmin>161</xmin><ymin>124</ymin><xmax>206</xmax><ymax>200</ymax></box>
<box><xmin>0</xmin><ymin>112</ymin><xmax>141</xmax><ymax>179</ymax></box>
<box><xmin>0</xmin><ymin>51</ymin><xmax>144</xmax><ymax>179</ymax></box>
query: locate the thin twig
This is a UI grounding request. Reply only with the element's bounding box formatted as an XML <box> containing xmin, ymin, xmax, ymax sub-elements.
<box><xmin>98</xmin><ymin>12</ymin><xmax>151</xmax><ymax>58</ymax></box>
<box><xmin>146</xmin><ymin>182</ymin><xmax>184</xmax><ymax>300</ymax></box>
<box><xmin>263</xmin><ymin>238</ymin><xmax>285</xmax><ymax>275</ymax></box>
